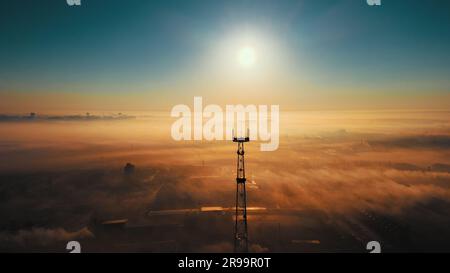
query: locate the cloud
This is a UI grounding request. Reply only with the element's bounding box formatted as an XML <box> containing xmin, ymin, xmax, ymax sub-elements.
<box><xmin>0</xmin><ymin>113</ymin><xmax>135</xmax><ymax>122</ymax></box>
<box><xmin>369</xmin><ymin>135</ymin><xmax>450</xmax><ymax>149</ymax></box>
<box><xmin>0</xmin><ymin>227</ymin><xmax>93</xmax><ymax>250</ymax></box>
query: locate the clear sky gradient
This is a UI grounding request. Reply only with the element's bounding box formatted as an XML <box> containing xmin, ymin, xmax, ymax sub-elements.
<box><xmin>1</xmin><ymin>0</ymin><xmax>450</xmax><ymax>112</ymax></box>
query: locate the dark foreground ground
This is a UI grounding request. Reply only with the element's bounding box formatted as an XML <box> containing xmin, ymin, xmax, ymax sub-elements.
<box><xmin>1</xmin><ymin>165</ymin><xmax>449</xmax><ymax>253</ymax></box>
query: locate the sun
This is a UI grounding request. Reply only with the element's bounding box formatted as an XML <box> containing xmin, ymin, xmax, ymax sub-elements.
<box><xmin>238</xmin><ymin>46</ymin><xmax>256</xmax><ymax>67</ymax></box>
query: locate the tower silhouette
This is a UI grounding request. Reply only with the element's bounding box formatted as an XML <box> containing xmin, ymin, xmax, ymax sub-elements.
<box><xmin>233</xmin><ymin>129</ymin><xmax>249</xmax><ymax>253</ymax></box>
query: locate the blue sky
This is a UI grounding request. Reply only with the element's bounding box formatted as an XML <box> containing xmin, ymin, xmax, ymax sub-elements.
<box><xmin>0</xmin><ymin>0</ymin><xmax>450</xmax><ymax>110</ymax></box>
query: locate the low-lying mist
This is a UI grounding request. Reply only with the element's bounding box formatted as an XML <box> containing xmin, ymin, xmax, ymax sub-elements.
<box><xmin>1</xmin><ymin>110</ymin><xmax>450</xmax><ymax>252</ymax></box>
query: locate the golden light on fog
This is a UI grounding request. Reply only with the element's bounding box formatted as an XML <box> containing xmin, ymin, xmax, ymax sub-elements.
<box><xmin>238</xmin><ymin>46</ymin><xmax>256</xmax><ymax>67</ymax></box>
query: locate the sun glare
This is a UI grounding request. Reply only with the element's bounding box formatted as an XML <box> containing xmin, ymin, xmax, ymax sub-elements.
<box><xmin>238</xmin><ymin>46</ymin><xmax>256</xmax><ymax>67</ymax></box>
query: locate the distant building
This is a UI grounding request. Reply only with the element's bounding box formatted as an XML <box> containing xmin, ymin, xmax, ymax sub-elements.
<box><xmin>101</xmin><ymin>219</ymin><xmax>128</xmax><ymax>230</ymax></box>
<box><xmin>95</xmin><ymin>219</ymin><xmax>128</xmax><ymax>237</ymax></box>
<box><xmin>124</xmin><ymin>163</ymin><xmax>135</xmax><ymax>175</ymax></box>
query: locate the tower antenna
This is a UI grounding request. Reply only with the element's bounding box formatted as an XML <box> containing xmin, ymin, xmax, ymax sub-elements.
<box><xmin>233</xmin><ymin>128</ymin><xmax>250</xmax><ymax>253</ymax></box>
